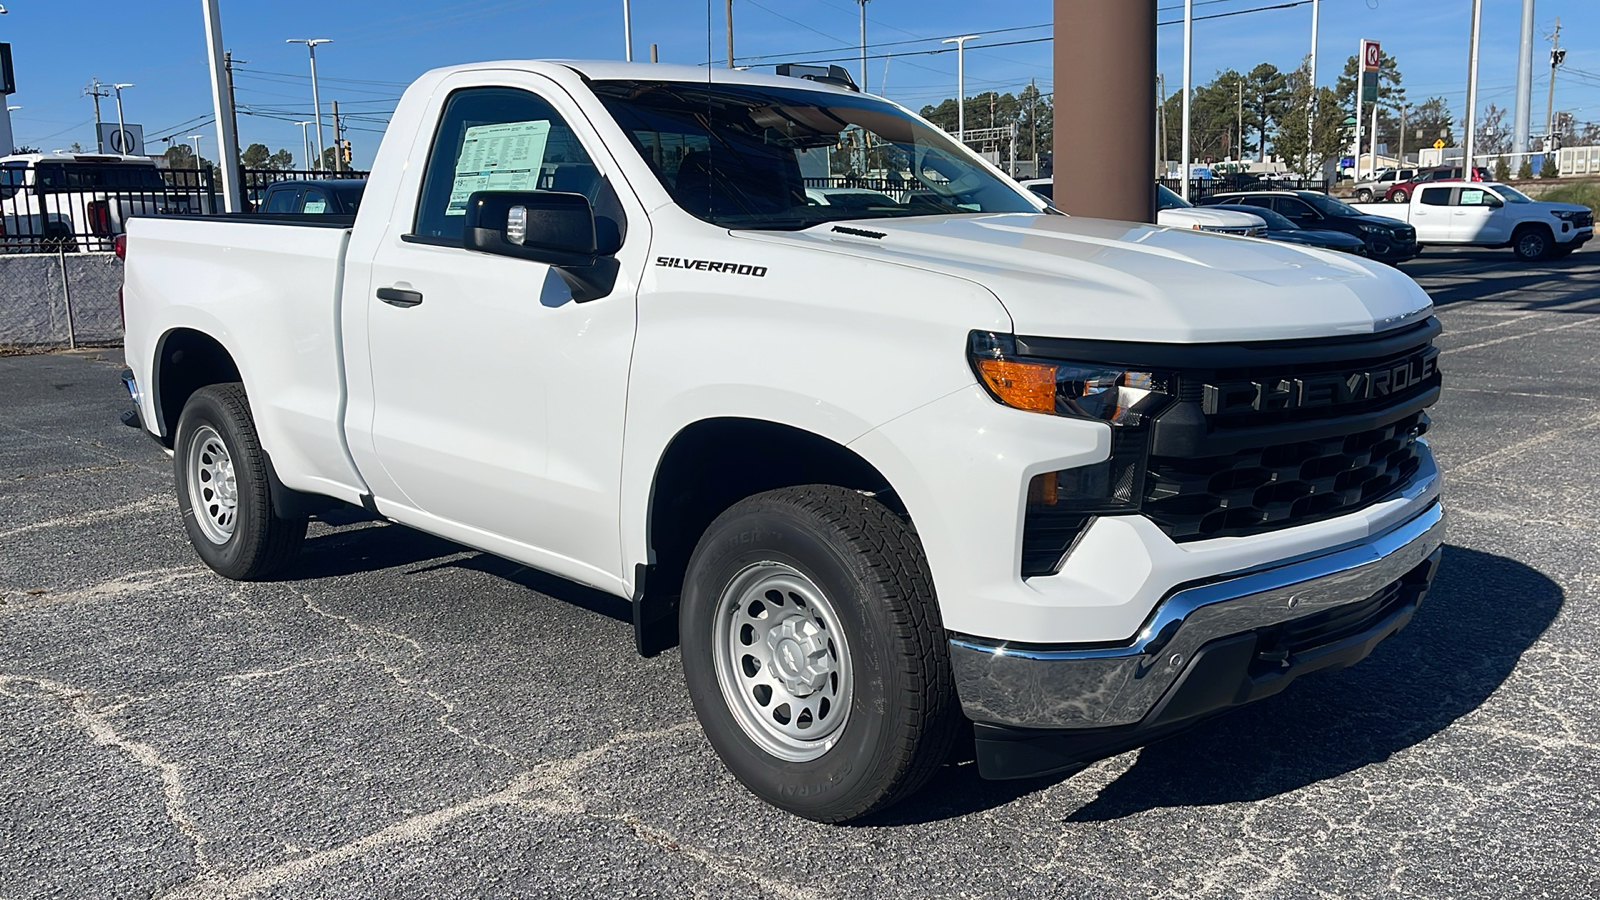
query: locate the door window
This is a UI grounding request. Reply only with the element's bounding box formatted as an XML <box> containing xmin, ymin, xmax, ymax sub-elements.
<box><xmin>1457</xmin><ymin>187</ymin><xmax>1499</xmax><ymax>207</ymax></box>
<box><xmin>0</xmin><ymin>162</ymin><xmax>24</xmax><ymax>201</ymax></box>
<box><xmin>1419</xmin><ymin>187</ymin><xmax>1452</xmax><ymax>207</ymax></box>
<box><xmin>300</xmin><ymin>188</ymin><xmax>331</xmax><ymax>214</ymax></box>
<box><xmin>1273</xmin><ymin>198</ymin><xmax>1316</xmax><ymax>220</ymax></box>
<box><xmin>264</xmin><ymin>187</ymin><xmax>300</xmax><ymax>213</ymax></box>
<box><xmin>413</xmin><ymin>87</ymin><xmax>602</xmax><ymax>241</ymax></box>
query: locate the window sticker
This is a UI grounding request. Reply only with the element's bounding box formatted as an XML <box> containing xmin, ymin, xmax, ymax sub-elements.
<box><xmin>1460</xmin><ymin>189</ymin><xmax>1485</xmax><ymax>206</ymax></box>
<box><xmin>303</xmin><ymin>199</ymin><xmax>328</xmax><ymax>214</ymax></box>
<box><xmin>446</xmin><ymin>119</ymin><xmax>552</xmax><ymax>216</ymax></box>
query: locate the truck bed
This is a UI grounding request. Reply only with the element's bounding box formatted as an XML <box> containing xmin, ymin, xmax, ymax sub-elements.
<box><xmin>122</xmin><ymin>215</ymin><xmax>367</xmax><ymax>504</ymax></box>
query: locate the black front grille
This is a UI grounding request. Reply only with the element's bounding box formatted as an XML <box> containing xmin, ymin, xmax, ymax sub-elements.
<box><xmin>1575</xmin><ymin>211</ymin><xmax>1594</xmax><ymax>229</ymax></box>
<box><xmin>1143</xmin><ymin>412</ymin><xmax>1426</xmax><ymax>540</ymax></box>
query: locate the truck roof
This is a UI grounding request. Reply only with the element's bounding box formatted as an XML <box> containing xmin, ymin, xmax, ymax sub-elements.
<box><xmin>423</xmin><ymin>59</ymin><xmax>861</xmax><ymax>96</ymax></box>
<box><xmin>0</xmin><ymin>151</ymin><xmax>157</xmax><ymax>165</ymax></box>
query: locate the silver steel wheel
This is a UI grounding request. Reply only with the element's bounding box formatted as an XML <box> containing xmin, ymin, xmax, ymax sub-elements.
<box><xmin>712</xmin><ymin>562</ymin><xmax>853</xmax><ymax>762</ymax></box>
<box><xmin>186</xmin><ymin>424</ymin><xmax>239</xmax><ymax>545</ymax></box>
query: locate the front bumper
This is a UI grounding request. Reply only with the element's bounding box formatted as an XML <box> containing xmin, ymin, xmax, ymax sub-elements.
<box><xmin>951</xmin><ymin>499</ymin><xmax>1444</xmax><ymax>778</ymax></box>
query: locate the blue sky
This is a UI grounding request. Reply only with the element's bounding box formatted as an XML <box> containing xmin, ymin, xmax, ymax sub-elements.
<box><xmin>2</xmin><ymin>0</ymin><xmax>1597</xmax><ymax>167</ymax></box>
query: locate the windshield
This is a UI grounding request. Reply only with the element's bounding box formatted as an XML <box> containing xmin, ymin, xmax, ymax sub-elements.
<box><xmin>592</xmin><ymin>80</ymin><xmax>1038</xmax><ymax>229</ymax></box>
<box><xmin>1156</xmin><ymin>184</ymin><xmax>1191</xmax><ymax>210</ymax></box>
<box><xmin>1494</xmin><ymin>186</ymin><xmax>1533</xmax><ymax>203</ymax></box>
<box><xmin>1300</xmin><ymin>192</ymin><xmax>1363</xmax><ymax>218</ymax></box>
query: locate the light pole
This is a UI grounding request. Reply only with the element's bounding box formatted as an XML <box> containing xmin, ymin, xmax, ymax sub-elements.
<box><xmin>856</xmin><ymin>0</ymin><xmax>870</xmax><ymax>93</ymax></box>
<box><xmin>296</xmin><ymin>121</ymin><xmax>313</xmax><ymax>171</ymax></box>
<box><xmin>111</xmin><ymin>83</ymin><xmax>135</xmax><ymax>155</ymax></box>
<box><xmin>1308</xmin><ymin>0</ymin><xmax>1318</xmax><ymax>163</ymax></box>
<box><xmin>1181</xmin><ymin>0</ymin><xmax>1192</xmax><ymax>198</ymax></box>
<box><xmin>622</xmin><ymin>0</ymin><xmax>633</xmax><ymax>62</ymax></box>
<box><xmin>941</xmin><ymin>35</ymin><xmax>978</xmax><ymax>143</ymax></box>
<box><xmin>286</xmin><ymin>38</ymin><xmax>331</xmax><ymax>170</ymax></box>
<box><xmin>189</xmin><ymin>134</ymin><xmax>204</xmax><ymax>162</ymax></box>
<box><xmin>1464</xmin><ymin>0</ymin><xmax>1481</xmax><ymax>177</ymax></box>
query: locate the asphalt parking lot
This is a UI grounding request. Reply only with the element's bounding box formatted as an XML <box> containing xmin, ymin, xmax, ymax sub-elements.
<box><xmin>3</xmin><ymin>246</ymin><xmax>1599</xmax><ymax>899</ymax></box>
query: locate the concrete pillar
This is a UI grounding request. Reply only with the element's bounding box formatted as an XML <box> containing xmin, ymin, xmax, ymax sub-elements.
<box><xmin>1053</xmin><ymin>0</ymin><xmax>1157</xmax><ymax>222</ymax></box>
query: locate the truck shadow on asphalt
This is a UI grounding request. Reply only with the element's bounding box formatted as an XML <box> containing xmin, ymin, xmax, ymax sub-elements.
<box><xmin>1402</xmin><ymin>252</ymin><xmax>1599</xmax><ymax>310</ymax></box>
<box><xmin>871</xmin><ymin>545</ymin><xmax>1562</xmax><ymax>826</ymax></box>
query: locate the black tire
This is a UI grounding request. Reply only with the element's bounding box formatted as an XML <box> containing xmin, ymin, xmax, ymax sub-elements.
<box><xmin>680</xmin><ymin>485</ymin><xmax>960</xmax><ymax>823</ymax></box>
<box><xmin>1512</xmin><ymin>225</ymin><xmax>1554</xmax><ymax>262</ymax></box>
<box><xmin>173</xmin><ymin>383</ymin><xmax>306</xmax><ymax>580</ymax></box>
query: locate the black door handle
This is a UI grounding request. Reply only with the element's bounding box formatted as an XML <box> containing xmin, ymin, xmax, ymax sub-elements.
<box><xmin>377</xmin><ymin>287</ymin><xmax>423</xmax><ymax>308</ymax></box>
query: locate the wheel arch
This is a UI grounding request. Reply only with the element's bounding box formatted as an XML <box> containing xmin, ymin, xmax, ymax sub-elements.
<box><xmin>632</xmin><ymin>416</ymin><xmax>905</xmax><ymax>656</ymax></box>
<box><xmin>152</xmin><ymin>327</ymin><xmax>243</xmax><ymax>444</ymax></box>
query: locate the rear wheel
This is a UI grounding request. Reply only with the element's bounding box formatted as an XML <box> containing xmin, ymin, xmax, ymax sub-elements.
<box><xmin>680</xmin><ymin>485</ymin><xmax>960</xmax><ymax>823</ymax></box>
<box><xmin>1390</xmin><ymin>188</ymin><xmax>1409</xmax><ymax>203</ymax></box>
<box><xmin>1512</xmin><ymin>225</ymin><xmax>1554</xmax><ymax>262</ymax></box>
<box><xmin>174</xmin><ymin>383</ymin><xmax>306</xmax><ymax>579</ymax></box>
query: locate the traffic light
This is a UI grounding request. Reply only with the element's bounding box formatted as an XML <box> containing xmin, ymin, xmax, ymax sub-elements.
<box><xmin>341</xmin><ymin>140</ymin><xmax>352</xmax><ymax>165</ymax></box>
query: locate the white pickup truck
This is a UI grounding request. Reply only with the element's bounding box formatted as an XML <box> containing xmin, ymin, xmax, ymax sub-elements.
<box><xmin>1</xmin><ymin>152</ymin><xmax>213</xmax><ymax>252</ymax></box>
<box><xmin>121</xmin><ymin>59</ymin><xmax>1445</xmax><ymax>823</ymax></box>
<box><xmin>1351</xmin><ymin>181</ymin><xmax>1593</xmax><ymax>261</ymax></box>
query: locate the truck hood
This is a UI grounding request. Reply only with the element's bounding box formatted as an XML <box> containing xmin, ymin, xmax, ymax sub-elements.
<box><xmin>738</xmin><ymin>213</ymin><xmax>1434</xmax><ymax>343</ymax></box>
<box><xmin>1157</xmin><ymin>207</ymin><xmax>1264</xmax><ymax>229</ymax></box>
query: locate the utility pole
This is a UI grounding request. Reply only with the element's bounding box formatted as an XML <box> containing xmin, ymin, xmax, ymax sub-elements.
<box><xmin>1465</xmin><ymin>0</ymin><xmax>1482</xmax><ymax>177</ymax></box>
<box><xmin>331</xmin><ymin>100</ymin><xmax>342</xmax><ymax>173</ymax></box>
<box><xmin>1398</xmin><ymin>104</ymin><xmax>1407</xmax><ymax>166</ymax></box>
<box><xmin>84</xmin><ymin>79</ymin><xmax>110</xmax><ymax>151</ymax></box>
<box><xmin>286</xmin><ymin>38</ymin><xmax>330</xmax><ymax>171</ymax></box>
<box><xmin>725</xmin><ymin>0</ymin><xmax>733</xmax><ymax>68</ymax></box>
<box><xmin>1513</xmin><ymin>0</ymin><xmax>1535</xmax><ymax>154</ymax></box>
<box><xmin>1545</xmin><ymin>17</ymin><xmax>1563</xmax><ymax>150</ymax></box>
<box><xmin>857</xmin><ymin>0</ymin><xmax>869</xmax><ymax>93</ymax></box>
<box><xmin>941</xmin><ymin>35</ymin><xmax>977</xmax><ymax>143</ymax></box>
<box><xmin>1237</xmin><ymin>75</ymin><xmax>1243</xmax><ymax>161</ymax></box>
<box><xmin>1157</xmin><ymin>73</ymin><xmax>1167</xmax><ymax>177</ymax></box>
<box><xmin>203</xmin><ymin>0</ymin><xmax>242</xmax><ymax>211</ymax></box>
<box><xmin>1030</xmin><ymin>77</ymin><xmax>1038</xmax><ymax>166</ymax></box>
<box><xmin>224</xmin><ymin>51</ymin><xmax>243</xmax><ymax>171</ymax></box>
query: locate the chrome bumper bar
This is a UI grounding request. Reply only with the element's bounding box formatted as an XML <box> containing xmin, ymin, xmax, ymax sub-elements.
<box><xmin>950</xmin><ymin>500</ymin><xmax>1445</xmax><ymax>730</ymax></box>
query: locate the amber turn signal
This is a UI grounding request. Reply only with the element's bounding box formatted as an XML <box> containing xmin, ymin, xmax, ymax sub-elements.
<box><xmin>975</xmin><ymin>358</ymin><xmax>1057</xmax><ymax>414</ymax></box>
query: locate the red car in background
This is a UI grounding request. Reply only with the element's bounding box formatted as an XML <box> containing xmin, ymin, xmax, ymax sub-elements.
<box><xmin>1384</xmin><ymin>166</ymin><xmax>1492</xmax><ymax>203</ymax></box>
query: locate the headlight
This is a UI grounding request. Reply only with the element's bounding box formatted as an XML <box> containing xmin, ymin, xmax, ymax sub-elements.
<box><xmin>1552</xmin><ymin>210</ymin><xmax>1584</xmax><ymax>221</ymax></box>
<box><xmin>967</xmin><ymin>332</ymin><xmax>1164</xmax><ymax>425</ymax></box>
<box><xmin>1355</xmin><ymin>222</ymin><xmax>1390</xmax><ymax>235</ymax></box>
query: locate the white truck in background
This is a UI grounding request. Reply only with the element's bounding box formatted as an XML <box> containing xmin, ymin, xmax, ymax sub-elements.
<box><xmin>120</xmin><ymin>59</ymin><xmax>1445</xmax><ymax>822</ymax></box>
<box><xmin>0</xmin><ymin>152</ymin><xmax>211</xmax><ymax>252</ymax></box>
<box><xmin>1350</xmin><ymin>182</ymin><xmax>1593</xmax><ymax>261</ymax></box>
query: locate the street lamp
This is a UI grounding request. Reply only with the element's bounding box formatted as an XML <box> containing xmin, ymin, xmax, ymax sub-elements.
<box><xmin>112</xmin><ymin>83</ymin><xmax>135</xmax><ymax>155</ymax></box>
<box><xmin>622</xmin><ymin>0</ymin><xmax>632</xmax><ymax>62</ymax></box>
<box><xmin>189</xmin><ymin>134</ymin><xmax>204</xmax><ymax>161</ymax></box>
<box><xmin>941</xmin><ymin>35</ymin><xmax>978</xmax><ymax>143</ymax></box>
<box><xmin>286</xmin><ymin>38</ymin><xmax>331</xmax><ymax>169</ymax></box>
<box><xmin>856</xmin><ymin>0</ymin><xmax>870</xmax><ymax>93</ymax></box>
<box><xmin>296</xmin><ymin>121</ymin><xmax>314</xmax><ymax>172</ymax></box>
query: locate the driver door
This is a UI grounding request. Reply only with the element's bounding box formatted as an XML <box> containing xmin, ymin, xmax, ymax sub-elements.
<box><xmin>359</xmin><ymin>75</ymin><xmax>644</xmax><ymax>585</ymax></box>
<box><xmin>1451</xmin><ymin>186</ymin><xmax>1506</xmax><ymax>243</ymax></box>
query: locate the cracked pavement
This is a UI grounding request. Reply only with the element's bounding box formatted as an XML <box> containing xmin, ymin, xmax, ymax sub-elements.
<box><xmin>3</xmin><ymin>246</ymin><xmax>1600</xmax><ymax>898</ymax></box>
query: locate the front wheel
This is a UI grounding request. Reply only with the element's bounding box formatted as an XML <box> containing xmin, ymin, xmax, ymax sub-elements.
<box><xmin>1512</xmin><ymin>226</ymin><xmax>1554</xmax><ymax>262</ymax></box>
<box><xmin>1355</xmin><ymin>189</ymin><xmax>1373</xmax><ymax>203</ymax></box>
<box><xmin>680</xmin><ymin>485</ymin><xmax>960</xmax><ymax>823</ymax></box>
<box><xmin>174</xmin><ymin>383</ymin><xmax>306</xmax><ymax>579</ymax></box>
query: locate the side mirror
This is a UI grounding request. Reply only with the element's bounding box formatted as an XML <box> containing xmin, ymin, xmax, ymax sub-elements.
<box><xmin>462</xmin><ymin>190</ymin><xmax>619</xmax><ymax>302</ymax></box>
<box><xmin>1486</xmin><ymin>196</ymin><xmax>1505</xmax><ymax>208</ymax></box>
<box><xmin>463</xmin><ymin>190</ymin><xmax>599</xmax><ymax>268</ymax></box>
